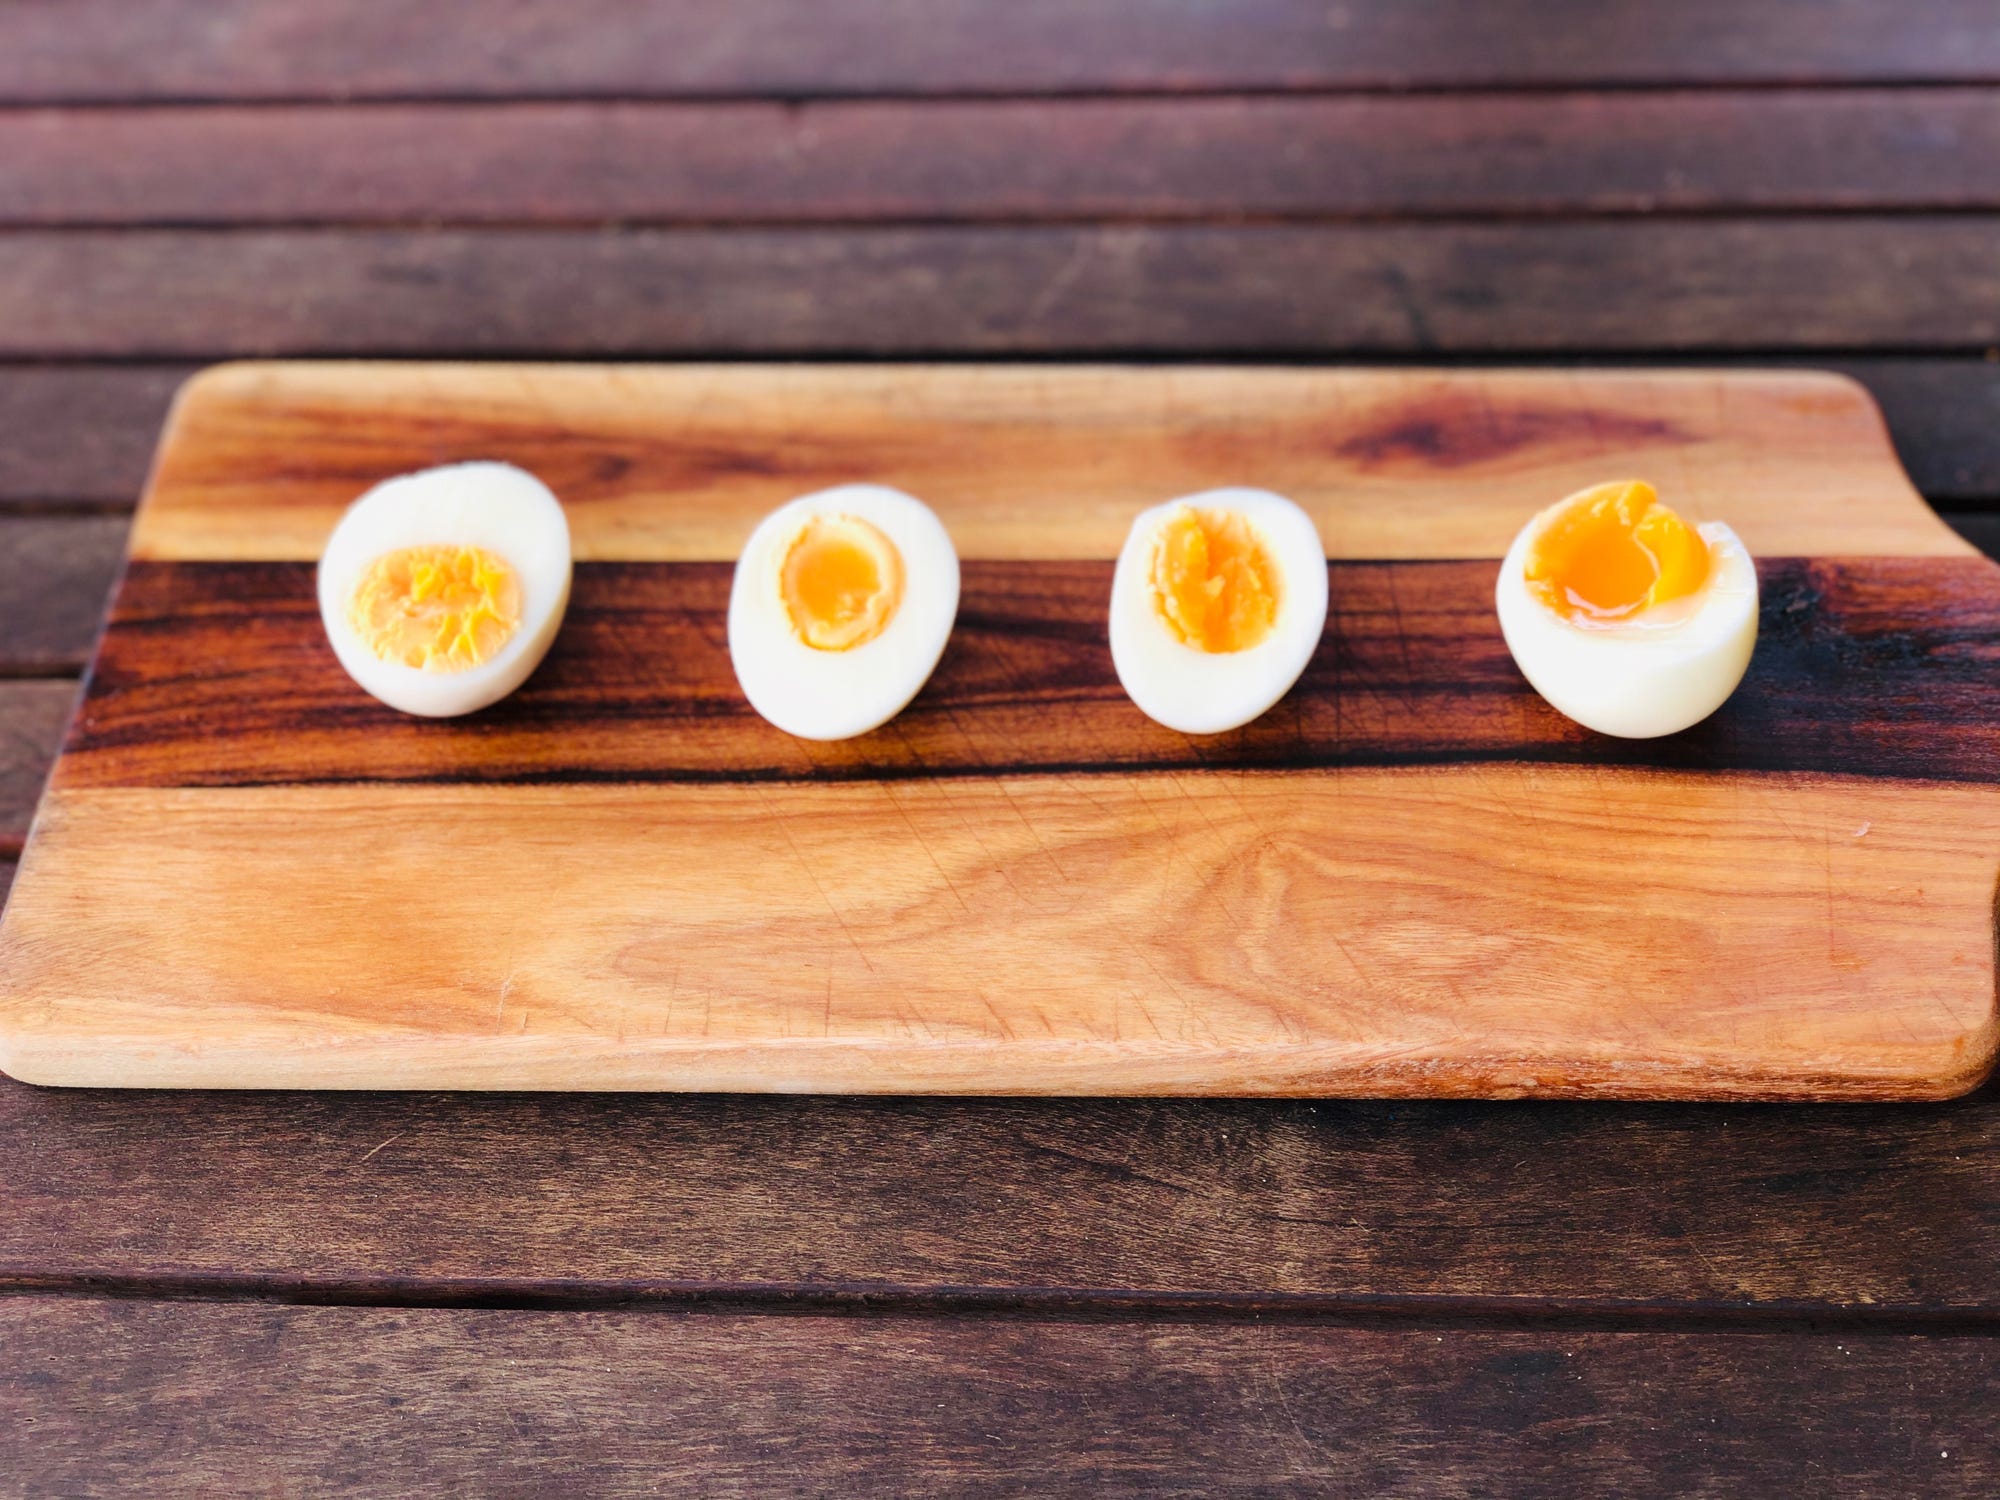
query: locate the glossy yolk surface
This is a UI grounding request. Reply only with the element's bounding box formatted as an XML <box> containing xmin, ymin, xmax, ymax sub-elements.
<box><xmin>1524</xmin><ymin>479</ymin><xmax>1710</xmax><ymax>625</ymax></box>
<box><xmin>349</xmin><ymin>544</ymin><xmax>522</xmax><ymax>671</ymax></box>
<box><xmin>780</xmin><ymin>513</ymin><xmax>905</xmax><ymax>650</ymax></box>
<box><xmin>1150</xmin><ymin>507</ymin><xmax>1281</xmax><ymax>653</ymax></box>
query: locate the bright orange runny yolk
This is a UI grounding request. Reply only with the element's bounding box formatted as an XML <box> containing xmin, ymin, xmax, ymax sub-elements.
<box><xmin>1524</xmin><ymin>480</ymin><xmax>1710</xmax><ymax>625</ymax></box>
<box><xmin>779</xmin><ymin>513</ymin><xmax>905</xmax><ymax>651</ymax></box>
<box><xmin>1150</xmin><ymin>507</ymin><xmax>1281</xmax><ymax>653</ymax></box>
<box><xmin>349</xmin><ymin>544</ymin><xmax>522</xmax><ymax>671</ymax></box>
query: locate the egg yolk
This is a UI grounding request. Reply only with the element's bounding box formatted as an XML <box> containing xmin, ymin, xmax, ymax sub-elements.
<box><xmin>349</xmin><ymin>544</ymin><xmax>522</xmax><ymax>671</ymax></box>
<box><xmin>780</xmin><ymin>513</ymin><xmax>905</xmax><ymax>651</ymax></box>
<box><xmin>1524</xmin><ymin>479</ymin><xmax>1710</xmax><ymax>625</ymax></box>
<box><xmin>1150</xmin><ymin>507</ymin><xmax>1281</xmax><ymax>653</ymax></box>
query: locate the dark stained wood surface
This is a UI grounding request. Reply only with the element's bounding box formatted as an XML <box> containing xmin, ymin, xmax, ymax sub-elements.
<box><xmin>9</xmin><ymin>91</ymin><xmax>2000</xmax><ymax>226</ymax></box>
<box><xmin>1840</xmin><ymin>360</ymin><xmax>2000</xmax><ymax>504</ymax></box>
<box><xmin>2</xmin><ymin>1081</ymin><xmax>1998</xmax><ymax>1309</ymax></box>
<box><xmin>0</xmin><ymin>516</ymin><xmax>126</xmax><ymax>672</ymax></box>
<box><xmin>6</xmin><ymin>0</ymin><xmax>2000</xmax><ymax>1487</ymax></box>
<box><xmin>55</xmin><ymin>556</ymin><xmax>2000</xmax><ymax>789</ymax></box>
<box><xmin>6</xmin><ymin>221</ymin><xmax>1999</xmax><ymax>358</ymax></box>
<box><xmin>0</xmin><ymin>681</ymin><xmax>75</xmax><ymax>856</ymax></box>
<box><xmin>0</xmin><ymin>364</ymin><xmax>188</xmax><ymax>507</ymax></box>
<box><xmin>4</xmin><ymin>1301</ymin><xmax>1995</xmax><ymax>1497</ymax></box>
<box><xmin>5</xmin><ymin>0</ymin><xmax>1998</xmax><ymax>101</ymax></box>
<box><xmin>1941</xmin><ymin>514</ymin><xmax>2000</xmax><ymax>558</ymax></box>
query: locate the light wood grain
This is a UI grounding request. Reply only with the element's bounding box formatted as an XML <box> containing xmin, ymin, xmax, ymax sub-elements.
<box><xmin>8</xmin><ymin>358</ymin><xmax>1996</xmax><ymax>508</ymax></box>
<box><xmin>133</xmin><ymin>362</ymin><xmax>1969</xmax><ymax>562</ymax></box>
<box><xmin>15</xmin><ymin>360</ymin><xmax>2000</xmax><ymax>512</ymax></box>
<box><xmin>2</xmin><ymin>771</ymin><xmax>1993</xmax><ymax>1095</ymax></box>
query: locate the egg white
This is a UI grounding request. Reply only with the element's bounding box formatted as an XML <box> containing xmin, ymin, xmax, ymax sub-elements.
<box><xmin>1494</xmin><ymin>508</ymin><xmax>1759</xmax><ymax>739</ymax></box>
<box><xmin>1108</xmin><ymin>487</ymin><xmax>1329</xmax><ymax>735</ymax></box>
<box><xmin>317</xmin><ymin>461</ymin><xmax>573</xmax><ymax>718</ymax></box>
<box><xmin>728</xmin><ymin>484</ymin><xmax>961</xmax><ymax>741</ymax></box>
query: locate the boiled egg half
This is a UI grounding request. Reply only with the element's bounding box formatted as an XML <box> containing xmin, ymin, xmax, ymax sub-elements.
<box><xmin>728</xmin><ymin>484</ymin><xmax>960</xmax><ymax>740</ymax></box>
<box><xmin>1495</xmin><ymin>479</ymin><xmax>1757</xmax><ymax>739</ymax></box>
<box><xmin>1109</xmin><ymin>488</ymin><xmax>1329</xmax><ymax>734</ymax></box>
<box><xmin>317</xmin><ymin>461</ymin><xmax>573</xmax><ymax>717</ymax></box>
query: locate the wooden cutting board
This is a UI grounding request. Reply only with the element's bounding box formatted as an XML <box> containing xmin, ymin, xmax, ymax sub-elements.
<box><xmin>2</xmin><ymin>362</ymin><xmax>1996</xmax><ymax>1098</ymax></box>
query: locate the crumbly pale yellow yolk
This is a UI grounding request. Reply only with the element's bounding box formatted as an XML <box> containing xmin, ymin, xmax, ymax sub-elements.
<box><xmin>1524</xmin><ymin>479</ymin><xmax>1710</xmax><ymax>625</ymax></box>
<box><xmin>348</xmin><ymin>544</ymin><xmax>522</xmax><ymax>671</ymax></box>
<box><xmin>779</xmin><ymin>513</ymin><xmax>906</xmax><ymax>651</ymax></box>
<box><xmin>1149</xmin><ymin>507</ymin><xmax>1281</xmax><ymax>653</ymax></box>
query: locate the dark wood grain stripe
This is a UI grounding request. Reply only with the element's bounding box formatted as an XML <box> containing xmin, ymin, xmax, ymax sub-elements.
<box><xmin>10</xmin><ymin>92</ymin><xmax>2000</xmax><ymax>227</ymax></box>
<box><xmin>54</xmin><ymin>555</ymin><xmax>2000</xmax><ymax>791</ymax></box>
<box><xmin>3</xmin><ymin>223</ymin><xmax>1997</xmax><ymax>359</ymax></box>
<box><xmin>6</xmin><ymin>0</ymin><xmax>1999</xmax><ymax>102</ymax></box>
<box><xmin>5</xmin><ymin>1300</ymin><xmax>1995</xmax><ymax>1497</ymax></box>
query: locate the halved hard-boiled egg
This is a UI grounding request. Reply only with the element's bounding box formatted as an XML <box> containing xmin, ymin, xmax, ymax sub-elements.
<box><xmin>317</xmin><ymin>461</ymin><xmax>572</xmax><ymax>717</ymax></box>
<box><xmin>728</xmin><ymin>484</ymin><xmax>960</xmax><ymax>741</ymax></box>
<box><xmin>1495</xmin><ymin>479</ymin><xmax>1757</xmax><ymax>739</ymax></box>
<box><xmin>1109</xmin><ymin>488</ymin><xmax>1328</xmax><ymax>734</ymax></box>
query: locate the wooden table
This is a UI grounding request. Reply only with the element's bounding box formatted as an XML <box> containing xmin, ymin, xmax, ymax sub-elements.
<box><xmin>3</xmin><ymin>4</ymin><xmax>1998</xmax><ymax>1492</ymax></box>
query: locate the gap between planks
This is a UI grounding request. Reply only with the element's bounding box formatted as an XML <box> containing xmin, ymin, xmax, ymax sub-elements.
<box><xmin>4</xmin><ymin>1276</ymin><xmax>2000</xmax><ymax>1336</ymax></box>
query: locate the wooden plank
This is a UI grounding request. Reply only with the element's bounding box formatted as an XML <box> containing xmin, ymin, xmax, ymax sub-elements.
<box><xmin>0</xmin><ymin>365</ymin><xmax>187</xmax><ymax>508</ymax></box>
<box><xmin>0</xmin><ymin>681</ymin><xmax>74</xmax><ymax>855</ymax></box>
<box><xmin>1</xmin><ymin>222</ymin><xmax>1996</xmax><ymax>359</ymax></box>
<box><xmin>3</xmin><ymin>1301</ymin><xmax>1995</xmax><ymax>1496</ymax></box>
<box><xmin>1838</xmin><ymin>358</ymin><xmax>2000</xmax><ymax>503</ymax></box>
<box><xmin>5</xmin><ymin>771</ymin><xmax>1995</xmax><ymax>1096</ymax></box>
<box><xmin>0</xmin><ymin>516</ymin><xmax>127</xmax><ymax>673</ymax></box>
<box><xmin>130</xmin><ymin>364</ymin><xmax>1965</xmax><ymax>562</ymax></box>
<box><xmin>4</xmin><ymin>0</ymin><xmax>1998</xmax><ymax>101</ymax></box>
<box><xmin>55</xmin><ymin>556</ymin><xmax>2000</xmax><ymax>789</ymax></box>
<box><xmin>1</xmin><ymin>1075</ymin><xmax>1997</xmax><ymax>1306</ymax></box>
<box><xmin>4</xmin><ymin>361</ymin><xmax>1996</xmax><ymax>516</ymax></box>
<box><xmin>10</xmin><ymin>91</ymin><xmax>2000</xmax><ymax>226</ymax></box>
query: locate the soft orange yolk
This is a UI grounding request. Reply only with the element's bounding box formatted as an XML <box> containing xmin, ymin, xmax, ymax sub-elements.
<box><xmin>349</xmin><ymin>544</ymin><xmax>522</xmax><ymax>671</ymax></box>
<box><xmin>1524</xmin><ymin>479</ymin><xmax>1710</xmax><ymax>625</ymax></box>
<box><xmin>1150</xmin><ymin>506</ymin><xmax>1281</xmax><ymax>653</ymax></box>
<box><xmin>780</xmin><ymin>513</ymin><xmax>905</xmax><ymax>651</ymax></box>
